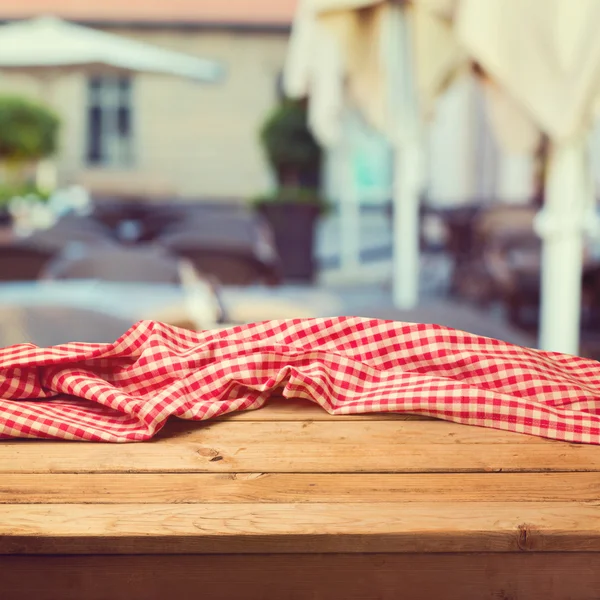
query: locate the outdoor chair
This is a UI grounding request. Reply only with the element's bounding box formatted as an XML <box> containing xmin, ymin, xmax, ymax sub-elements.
<box><xmin>156</xmin><ymin>214</ymin><xmax>281</xmax><ymax>286</ymax></box>
<box><xmin>448</xmin><ymin>203</ymin><xmax>538</xmax><ymax>305</ymax></box>
<box><xmin>428</xmin><ymin>204</ymin><xmax>482</xmax><ymax>297</ymax></box>
<box><xmin>24</xmin><ymin>216</ymin><xmax>117</xmax><ymax>252</ymax></box>
<box><xmin>482</xmin><ymin>231</ymin><xmax>542</xmax><ymax>327</ymax></box>
<box><xmin>161</xmin><ymin>246</ymin><xmax>280</xmax><ymax>286</ymax></box>
<box><xmin>481</xmin><ymin>227</ymin><xmax>600</xmax><ymax>333</ymax></box>
<box><xmin>0</xmin><ymin>243</ymin><xmax>55</xmax><ymax>281</ymax></box>
<box><xmin>138</xmin><ymin>201</ymin><xmax>264</xmax><ymax>241</ymax></box>
<box><xmin>40</xmin><ymin>245</ymin><xmax>184</xmax><ymax>284</ymax></box>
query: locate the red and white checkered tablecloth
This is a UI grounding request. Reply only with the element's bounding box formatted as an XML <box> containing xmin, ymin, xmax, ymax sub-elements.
<box><xmin>0</xmin><ymin>317</ymin><xmax>599</xmax><ymax>443</ymax></box>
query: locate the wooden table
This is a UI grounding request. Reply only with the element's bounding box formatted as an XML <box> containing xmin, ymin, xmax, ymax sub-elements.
<box><xmin>2</xmin><ymin>399</ymin><xmax>600</xmax><ymax>599</ymax></box>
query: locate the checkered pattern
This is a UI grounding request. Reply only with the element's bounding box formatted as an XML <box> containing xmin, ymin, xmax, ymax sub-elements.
<box><xmin>1</xmin><ymin>317</ymin><xmax>600</xmax><ymax>443</ymax></box>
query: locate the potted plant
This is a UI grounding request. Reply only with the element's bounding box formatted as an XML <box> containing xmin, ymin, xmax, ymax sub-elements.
<box><xmin>255</xmin><ymin>99</ymin><xmax>326</xmax><ymax>282</ymax></box>
<box><xmin>0</xmin><ymin>95</ymin><xmax>60</xmax><ymax>224</ymax></box>
<box><xmin>253</xmin><ymin>186</ymin><xmax>328</xmax><ymax>282</ymax></box>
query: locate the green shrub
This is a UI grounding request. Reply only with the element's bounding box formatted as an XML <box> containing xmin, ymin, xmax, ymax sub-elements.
<box><xmin>0</xmin><ymin>96</ymin><xmax>60</xmax><ymax>161</ymax></box>
<box><xmin>0</xmin><ymin>182</ymin><xmax>49</xmax><ymax>208</ymax></box>
<box><xmin>259</xmin><ymin>100</ymin><xmax>321</xmax><ymax>186</ymax></box>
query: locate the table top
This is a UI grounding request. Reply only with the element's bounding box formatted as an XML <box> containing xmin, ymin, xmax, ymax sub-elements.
<box><xmin>1</xmin><ymin>398</ymin><xmax>600</xmax><ymax>556</ymax></box>
<box><xmin>0</xmin><ymin>281</ymin><xmax>342</xmax><ymax>322</ymax></box>
<box><xmin>0</xmin><ymin>280</ymin><xmax>183</xmax><ymax>320</ymax></box>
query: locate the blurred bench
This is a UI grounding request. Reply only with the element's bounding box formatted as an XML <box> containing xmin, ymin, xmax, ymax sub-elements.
<box><xmin>91</xmin><ymin>197</ymin><xmax>281</xmax><ymax>285</ymax></box>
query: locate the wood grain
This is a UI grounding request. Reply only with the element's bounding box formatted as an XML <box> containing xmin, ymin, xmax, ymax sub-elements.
<box><xmin>154</xmin><ymin>419</ymin><xmax>552</xmax><ymax>445</ymax></box>
<box><xmin>2</xmin><ymin>553</ymin><xmax>599</xmax><ymax>600</ymax></box>
<box><xmin>2</xmin><ymin>399</ymin><xmax>598</xmax><ymax>598</ymax></box>
<box><xmin>1</xmin><ymin>420</ymin><xmax>597</xmax><ymax>474</ymax></box>
<box><xmin>1</xmin><ymin>501</ymin><xmax>600</xmax><ymax>554</ymax></box>
<box><xmin>2</xmin><ymin>472</ymin><xmax>599</xmax><ymax>504</ymax></box>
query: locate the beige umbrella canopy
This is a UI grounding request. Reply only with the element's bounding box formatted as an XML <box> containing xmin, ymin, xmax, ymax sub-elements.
<box><xmin>456</xmin><ymin>0</ymin><xmax>600</xmax><ymax>143</ymax></box>
<box><xmin>286</xmin><ymin>0</ymin><xmax>465</xmax><ymax>144</ymax></box>
<box><xmin>454</xmin><ymin>0</ymin><xmax>600</xmax><ymax>354</ymax></box>
<box><xmin>289</xmin><ymin>0</ymin><xmax>600</xmax><ymax>354</ymax></box>
<box><xmin>284</xmin><ymin>0</ymin><xmax>465</xmax><ymax>308</ymax></box>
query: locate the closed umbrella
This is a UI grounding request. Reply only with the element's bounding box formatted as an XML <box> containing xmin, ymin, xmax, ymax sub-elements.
<box><xmin>454</xmin><ymin>0</ymin><xmax>600</xmax><ymax>355</ymax></box>
<box><xmin>285</xmin><ymin>0</ymin><xmax>464</xmax><ymax>307</ymax></box>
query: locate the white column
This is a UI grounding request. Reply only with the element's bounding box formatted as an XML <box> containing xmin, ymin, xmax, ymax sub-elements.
<box><xmin>385</xmin><ymin>4</ymin><xmax>422</xmax><ymax>309</ymax></box>
<box><xmin>535</xmin><ymin>137</ymin><xmax>591</xmax><ymax>355</ymax></box>
<box><xmin>393</xmin><ymin>141</ymin><xmax>423</xmax><ymax>308</ymax></box>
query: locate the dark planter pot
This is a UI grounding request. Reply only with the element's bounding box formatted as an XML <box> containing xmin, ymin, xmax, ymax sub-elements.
<box><xmin>258</xmin><ymin>201</ymin><xmax>321</xmax><ymax>282</ymax></box>
<box><xmin>0</xmin><ymin>208</ymin><xmax>12</xmax><ymax>227</ymax></box>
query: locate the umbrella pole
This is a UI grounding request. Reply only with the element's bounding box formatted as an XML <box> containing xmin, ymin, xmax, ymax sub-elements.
<box><xmin>536</xmin><ymin>138</ymin><xmax>590</xmax><ymax>355</ymax></box>
<box><xmin>392</xmin><ymin>141</ymin><xmax>422</xmax><ymax>308</ymax></box>
<box><xmin>385</xmin><ymin>3</ymin><xmax>422</xmax><ymax>309</ymax></box>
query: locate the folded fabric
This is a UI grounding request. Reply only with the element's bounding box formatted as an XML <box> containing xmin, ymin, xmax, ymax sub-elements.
<box><xmin>0</xmin><ymin>317</ymin><xmax>599</xmax><ymax>443</ymax></box>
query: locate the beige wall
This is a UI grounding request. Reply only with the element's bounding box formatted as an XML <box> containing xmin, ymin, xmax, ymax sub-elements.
<box><xmin>0</xmin><ymin>27</ymin><xmax>289</xmax><ymax>200</ymax></box>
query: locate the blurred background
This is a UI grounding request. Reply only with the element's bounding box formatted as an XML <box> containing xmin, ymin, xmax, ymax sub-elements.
<box><xmin>0</xmin><ymin>0</ymin><xmax>598</xmax><ymax>358</ymax></box>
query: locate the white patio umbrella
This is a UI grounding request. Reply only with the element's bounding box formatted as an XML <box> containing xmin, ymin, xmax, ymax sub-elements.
<box><xmin>284</xmin><ymin>0</ymin><xmax>464</xmax><ymax>307</ymax></box>
<box><xmin>0</xmin><ymin>16</ymin><xmax>223</xmax><ymax>195</ymax></box>
<box><xmin>0</xmin><ymin>15</ymin><xmax>222</xmax><ymax>81</ymax></box>
<box><xmin>454</xmin><ymin>0</ymin><xmax>600</xmax><ymax>355</ymax></box>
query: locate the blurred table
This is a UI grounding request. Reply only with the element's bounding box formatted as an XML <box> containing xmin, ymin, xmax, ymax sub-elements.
<box><xmin>0</xmin><ymin>281</ymin><xmax>343</xmax><ymax>346</ymax></box>
<box><xmin>0</xmin><ymin>281</ymin><xmax>184</xmax><ymax>322</ymax></box>
<box><xmin>0</xmin><ymin>305</ymin><xmax>138</xmax><ymax>347</ymax></box>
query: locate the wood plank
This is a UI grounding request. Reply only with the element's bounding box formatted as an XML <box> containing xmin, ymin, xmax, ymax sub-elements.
<box><xmin>155</xmin><ymin>418</ymin><xmax>546</xmax><ymax>445</ymax></box>
<box><xmin>2</xmin><ymin>472</ymin><xmax>599</xmax><ymax>504</ymax></box>
<box><xmin>2</xmin><ymin>553</ymin><xmax>599</xmax><ymax>600</ymax></box>
<box><xmin>1</xmin><ymin>420</ymin><xmax>598</xmax><ymax>474</ymax></box>
<box><xmin>1</xmin><ymin>501</ymin><xmax>600</xmax><ymax>554</ymax></box>
<box><xmin>216</xmin><ymin>397</ymin><xmax>432</xmax><ymax>421</ymax></box>
<box><xmin>154</xmin><ymin>419</ymin><xmax>557</xmax><ymax>444</ymax></box>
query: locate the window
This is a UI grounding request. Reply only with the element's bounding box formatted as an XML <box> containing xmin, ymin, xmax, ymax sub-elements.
<box><xmin>86</xmin><ymin>76</ymin><xmax>134</xmax><ymax>167</ymax></box>
<box><xmin>275</xmin><ymin>69</ymin><xmax>285</xmax><ymax>101</ymax></box>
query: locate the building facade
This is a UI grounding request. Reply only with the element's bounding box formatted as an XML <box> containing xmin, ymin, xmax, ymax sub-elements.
<box><xmin>0</xmin><ymin>1</ymin><xmax>297</xmax><ymax>199</ymax></box>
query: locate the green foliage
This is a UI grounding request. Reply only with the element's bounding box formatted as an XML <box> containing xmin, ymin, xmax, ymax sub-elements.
<box><xmin>252</xmin><ymin>186</ymin><xmax>330</xmax><ymax>215</ymax></box>
<box><xmin>0</xmin><ymin>182</ymin><xmax>49</xmax><ymax>208</ymax></box>
<box><xmin>259</xmin><ymin>100</ymin><xmax>321</xmax><ymax>174</ymax></box>
<box><xmin>0</xmin><ymin>96</ymin><xmax>60</xmax><ymax>161</ymax></box>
